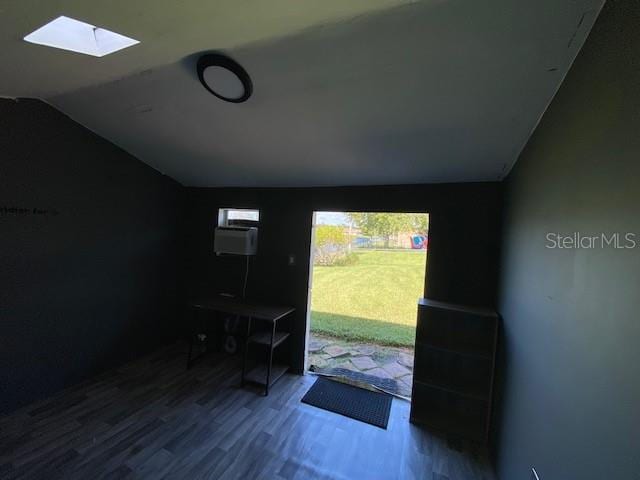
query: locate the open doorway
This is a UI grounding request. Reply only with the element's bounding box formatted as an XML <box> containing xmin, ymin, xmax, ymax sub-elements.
<box><xmin>305</xmin><ymin>211</ymin><xmax>428</xmax><ymax>398</ymax></box>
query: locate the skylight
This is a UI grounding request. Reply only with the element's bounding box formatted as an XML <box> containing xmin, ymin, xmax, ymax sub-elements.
<box><xmin>24</xmin><ymin>16</ymin><xmax>139</xmax><ymax>57</ymax></box>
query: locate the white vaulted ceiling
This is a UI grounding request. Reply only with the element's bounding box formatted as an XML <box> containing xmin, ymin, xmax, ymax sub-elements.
<box><xmin>0</xmin><ymin>0</ymin><xmax>604</xmax><ymax>186</ymax></box>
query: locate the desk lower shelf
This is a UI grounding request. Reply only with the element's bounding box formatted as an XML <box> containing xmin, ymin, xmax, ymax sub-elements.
<box><xmin>244</xmin><ymin>363</ymin><xmax>289</xmax><ymax>388</ymax></box>
<box><xmin>249</xmin><ymin>332</ymin><xmax>290</xmax><ymax>348</ymax></box>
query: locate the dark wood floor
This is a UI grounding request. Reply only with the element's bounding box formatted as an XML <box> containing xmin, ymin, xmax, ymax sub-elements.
<box><xmin>0</xmin><ymin>344</ymin><xmax>495</xmax><ymax>480</ymax></box>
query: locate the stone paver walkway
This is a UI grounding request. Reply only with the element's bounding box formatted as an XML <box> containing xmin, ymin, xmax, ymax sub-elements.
<box><xmin>308</xmin><ymin>332</ymin><xmax>414</xmax><ymax>397</ymax></box>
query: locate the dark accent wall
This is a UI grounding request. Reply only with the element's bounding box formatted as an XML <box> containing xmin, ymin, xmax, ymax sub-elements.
<box><xmin>185</xmin><ymin>183</ymin><xmax>502</xmax><ymax>373</ymax></box>
<box><xmin>0</xmin><ymin>98</ymin><xmax>184</xmax><ymax>415</ymax></box>
<box><xmin>495</xmin><ymin>1</ymin><xmax>640</xmax><ymax>478</ymax></box>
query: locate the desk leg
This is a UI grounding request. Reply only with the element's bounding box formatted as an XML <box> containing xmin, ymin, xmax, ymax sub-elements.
<box><xmin>187</xmin><ymin>308</ymin><xmax>195</xmax><ymax>369</ymax></box>
<box><xmin>264</xmin><ymin>323</ymin><xmax>276</xmax><ymax>396</ymax></box>
<box><xmin>241</xmin><ymin>316</ymin><xmax>252</xmax><ymax>387</ymax></box>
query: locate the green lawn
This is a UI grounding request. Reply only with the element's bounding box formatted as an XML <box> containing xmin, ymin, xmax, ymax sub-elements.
<box><xmin>310</xmin><ymin>249</ymin><xmax>426</xmax><ymax>347</ymax></box>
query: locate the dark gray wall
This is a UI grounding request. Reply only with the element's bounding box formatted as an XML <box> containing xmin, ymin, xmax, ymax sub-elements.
<box><xmin>0</xmin><ymin>98</ymin><xmax>184</xmax><ymax>415</ymax></box>
<box><xmin>495</xmin><ymin>1</ymin><xmax>640</xmax><ymax>478</ymax></box>
<box><xmin>185</xmin><ymin>183</ymin><xmax>502</xmax><ymax>373</ymax></box>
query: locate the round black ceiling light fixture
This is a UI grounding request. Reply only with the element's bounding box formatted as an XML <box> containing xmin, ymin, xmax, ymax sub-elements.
<box><xmin>197</xmin><ymin>53</ymin><xmax>252</xmax><ymax>103</ymax></box>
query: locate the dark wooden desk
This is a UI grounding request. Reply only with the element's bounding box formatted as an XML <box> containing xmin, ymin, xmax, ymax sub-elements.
<box><xmin>187</xmin><ymin>295</ymin><xmax>295</xmax><ymax>395</ymax></box>
<box><xmin>190</xmin><ymin>296</ymin><xmax>295</xmax><ymax>323</ymax></box>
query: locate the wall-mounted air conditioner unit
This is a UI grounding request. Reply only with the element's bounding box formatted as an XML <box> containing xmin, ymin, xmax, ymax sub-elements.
<box><xmin>214</xmin><ymin>227</ymin><xmax>258</xmax><ymax>255</ymax></box>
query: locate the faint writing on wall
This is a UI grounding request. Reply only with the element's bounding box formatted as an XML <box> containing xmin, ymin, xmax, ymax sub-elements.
<box><xmin>0</xmin><ymin>206</ymin><xmax>60</xmax><ymax>216</ymax></box>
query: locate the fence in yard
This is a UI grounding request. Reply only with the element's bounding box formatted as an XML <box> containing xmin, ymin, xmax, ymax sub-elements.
<box><xmin>314</xmin><ymin>226</ymin><xmax>427</xmax><ymax>266</ymax></box>
<box><xmin>353</xmin><ymin>233</ymin><xmax>427</xmax><ymax>250</ymax></box>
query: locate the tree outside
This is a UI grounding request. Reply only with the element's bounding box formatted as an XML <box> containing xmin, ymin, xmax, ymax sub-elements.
<box><xmin>346</xmin><ymin>212</ymin><xmax>428</xmax><ymax>248</ymax></box>
<box><xmin>313</xmin><ymin>225</ymin><xmax>351</xmax><ymax>266</ymax></box>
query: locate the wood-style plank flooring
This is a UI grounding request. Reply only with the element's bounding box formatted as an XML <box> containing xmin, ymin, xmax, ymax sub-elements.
<box><xmin>0</xmin><ymin>344</ymin><xmax>495</xmax><ymax>480</ymax></box>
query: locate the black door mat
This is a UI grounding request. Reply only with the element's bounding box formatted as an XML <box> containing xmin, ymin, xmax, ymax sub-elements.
<box><xmin>301</xmin><ymin>376</ymin><xmax>392</xmax><ymax>429</ymax></box>
<box><xmin>309</xmin><ymin>366</ymin><xmax>406</xmax><ymax>398</ymax></box>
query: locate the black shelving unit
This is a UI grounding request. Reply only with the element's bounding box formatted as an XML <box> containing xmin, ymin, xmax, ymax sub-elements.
<box><xmin>241</xmin><ymin>317</ymin><xmax>291</xmax><ymax>396</ymax></box>
<box><xmin>410</xmin><ymin>298</ymin><xmax>498</xmax><ymax>442</ymax></box>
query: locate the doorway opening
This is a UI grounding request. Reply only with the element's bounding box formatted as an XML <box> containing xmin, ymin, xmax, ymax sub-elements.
<box><xmin>305</xmin><ymin>211</ymin><xmax>429</xmax><ymax>398</ymax></box>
